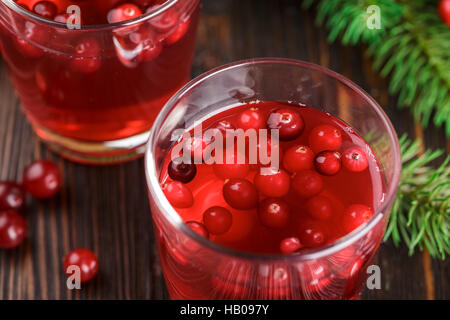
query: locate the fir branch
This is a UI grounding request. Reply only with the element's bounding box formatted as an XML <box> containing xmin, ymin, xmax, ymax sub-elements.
<box><xmin>384</xmin><ymin>135</ymin><xmax>450</xmax><ymax>259</ymax></box>
<box><xmin>303</xmin><ymin>0</ymin><xmax>450</xmax><ymax>136</ymax></box>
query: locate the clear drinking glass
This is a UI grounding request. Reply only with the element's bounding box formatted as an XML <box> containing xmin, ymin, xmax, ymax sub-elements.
<box><xmin>145</xmin><ymin>58</ymin><xmax>401</xmax><ymax>300</ymax></box>
<box><xmin>0</xmin><ymin>0</ymin><xmax>200</xmax><ymax>164</ymax></box>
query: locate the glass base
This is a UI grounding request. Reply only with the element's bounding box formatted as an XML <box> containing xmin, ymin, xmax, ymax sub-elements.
<box><xmin>34</xmin><ymin>125</ymin><xmax>149</xmax><ymax>165</ymax></box>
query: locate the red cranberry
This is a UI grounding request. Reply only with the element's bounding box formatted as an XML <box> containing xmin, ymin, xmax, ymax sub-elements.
<box><xmin>309</xmin><ymin>124</ymin><xmax>342</xmax><ymax>153</ymax></box>
<box><xmin>0</xmin><ymin>211</ymin><xmax>27</xmax><ymax>249</ymax></box>
<box><xmin>254</xmin><ymin>168</ymin><xmax>290</xmax><ymax>198</ymax></box>
<box><xmin>14</xmin><ymin>21</ymin><xmax>48</xmax><ymax>58</ymax></box>
<box><xmin>70</xmin><ymin>37</ymin><xmax>101</xmax><ymax>74</ymax></box>
<box><xmin>299</xmin><ymin>222</ymin><xmax>326</xmax><ymax>248</ymax></box>
<box><xmin>186</xmin><ymin>221</ymin><xmax>209</xmax><ymax>238</ymax></box>
<box><xmin>439</xmin><ymin>0</ymin><xmax>450</xmax><ymax>26</ymax></box>
<box><xmin>203</xmin><ymin>206</ymin><xmax>232</xmax><ymax>235</ymax></box>
<box><xmin>162</xmin><ymin>181</ymin><xmax>193</xmax><ymax>208</ymax></box>
<box><xmin>164</xmin><ymin>19</ymin><xmax>190</xmax><ymax>45</ymax></box>
<box><xmin>63</xmin><ymin>249</ymin><xmax>98</xmax><ymax>283</ymax></box>
<box><xmin>236</xmin><ymin>108</ymin><xmax>266</xmax><ymax>131</ymax></box>
<box><xmin>128</xmin><ymin>25</ymin><xmax>163</xmax><ymax>62</ymax></box>
<box><xmin>23</xmin><ymin>160</ymin><xmax>62</xmax><ymax>199</ymax></box>
<box><xmin>314</xmin><ymin>151</ymin><xmax>342</xmax><ymax>176</ymax></box>
<box><xmin>148</xmin><ymin>6</ymin><xmax>179</xmax><ymax>32</ymax></box>
<box><xmin>342</xmin><ymin>147</ymin><xmax>369</xmax><ymax>172</ymax></box>
<box><xmin>280</xmin><ymin>237</ymin><xmax>302</xmax><ymax>254</ymax></box>
<box><xmin>33</xmin><ymin>1</ymin><xmax>57</xmax><ymax>19</ymax></box>
<box><xmin>283</xmin><ymin>145</ymin><xmax>314</xmax><ymax>173</ymax></box>
<box><xmin>180</xmin><ymin>136</ymin><xmax>209</xmax><ymax>163</ymax></box>
<box><xmin>213</xmin><ymin>149</ymin><xmax>249</xmax><ymax>180</ymax></box>
<box><xmin>292</xmin><ymin>170</ymin><xmax>323</xmax><ymax>198</ymax></box>
<box><xmin>168</xmin><ymin>157</ymin><xmax>196</xmax><ymax>183</ymax></box>
<box><xmin>107</xmin><ymin>3</ymin><xmax>142</xmax><ymax>24</ymax></box>
<box><xmin>342</xmin><ymin>204</ymin><xmax>373</xmax><ymax>233</ymax></box>
<box><xmin>0</xmin><ymin>182</ymin><xmax>25</xmax><ymax>211</ymax></box>
<box><xmin>267</xmin><ymin>108</ymin><xmax>304</xmax><ymax>140</ymax></box>
<box><xmin>257</xmin><ymin>266</ymin><xmax>291</xmax><ymax>299</ymax></box>
<box><xmin>306</xmin><ymin>195</ymin><xmax>332</xmax><ymax>220</ymax></box>
<box><xmin>223</xmin><ymin>178</ymin><xmax>258</xmax><ymax>210</ymax></box>
<box><xmin>258</xmin><ymin>198</ymin><xmax>290</xmax><ymax>229</ymax></box>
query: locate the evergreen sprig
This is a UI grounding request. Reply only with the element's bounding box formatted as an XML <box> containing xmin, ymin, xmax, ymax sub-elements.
<box><xmin>303</xmin><ymin>0</ymin><xmax>450</xmax><ymax>136</ymax></box>
<box><xmin>385</xmin><ymin>135</ymin><xmax>450</xmax><ymax>259</ymax></box>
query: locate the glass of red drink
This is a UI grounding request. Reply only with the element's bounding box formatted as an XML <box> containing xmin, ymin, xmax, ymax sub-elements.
<box><xmin>0</xmin><ymin>0</ymin><xmax>200</xmax><ymax>164</ymax></box>
<box><xmin>145</xmin><ymin>59</ymin><xmax>401</xmax><ymax>300</ymax></box>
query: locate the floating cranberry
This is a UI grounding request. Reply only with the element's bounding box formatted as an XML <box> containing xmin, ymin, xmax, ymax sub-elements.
<box><xmin>186</xmin><ymin>221</ymin><xmax>209</xmax><ymax>238</ymax></box>
<box><xmin>299</xmin><ymin>223</ymin><xmax>326</xmax><ymax>248</ymax></box>
<box><xmin>306</xmin><ymin>195</ymin><xmax>332</xmax><ymax>220</ymax></box>
<box><xmin>63</xmin><ymin>249</ymin><xmax>98</xmax><ymax>283</ymax></box>
<box><xmin>168</xmin><ymin>157</ymin><xmax>197</xmax><ymax>183</ymax></box>
<box><xmin>236</xmin><ymin>108</ymin><xmax>266</xmax><ymax>131</ymax></box>
<box><xmin>292</xmin><ymin>169</ymin><xmax>323</xmax><ymax>198</ymax></box>
<box><xmin>164</xmin><ymin>19</ymin><xmax>190</xmax><ymax>45</ymax></box>
<box><xmin>213</xmin><ymin>149</ymin><xmax>249</xmax><ymax>180</ymax></box>
<box><xmin>314</xmin><ymin>151</ymin><xmax>342</xmax><ymax>176</ymax></box>
<box><xmin>23</xmin><ymin>160</ymin><xmax>62</xmax><ymax>199</ymax></box>
<box><xmin>70</xmin><ymin>37</ymin><xmax>101</xmax><ymax>74</ymax></box>
<box><xmin>107</xmin><ymin>3</ymin><xmax>142</xmax><ymax>24</ymax></box>
<box><xmin>342</xmin><ymin>147</ymin><xmax>369</xmax><ymax>172</ymax></box>
<box><xmin>129</xmin><ymin>25</ymin><xmax>163</xmax><ymax>62</ymax></box>
<box><xmin>283</xmin><ymin>145</ymin><xmax>314</xmax><ymax>173</ymax></box>
<box><xmin>162</xmin><ymin>181</ymin><xmax>193</xmax><ymax>208</ymax></box>
<box><xmin>254</xmin><ymin>168</ymin><xmax>290</xmax><ymax>198</ymax></box>
<box><xmin>258</xmin><ymin>198</ymin><xmax>290</xmax><ymax>229</ymax></box>
<box><xmin>180</xmin><ymin>136</ymin><xmax>209</xmax><ymax>163</ymax></box>
<box><xmin>14</xmin><ymin>21</ymin><xmax>48</xmax><ymax>58</ymax></box>
<box><xmin>280</xmin><ymin>237</ymin><xmax>302</xmax><ymax>254</ymax></box>
<box><xmin>267</xmin><ymin>108</ymin><xmax>304</xmax><ymax>140</ymax></box>
<box><xmin>203</xmin><ymin>206</ymin><xmax>232</xmax><ymax>235</ymax></box>
<box><xmin>0</xmin><ymin>182</ymin><xmax>25</xmax><ymax>211</ymax></box>
<box><xmin>309</xmin><ymin>124</ymin><xmax>342</xmax><ymax>153</ymax></box>
<box><xmin>0</xmin><ymin>211</ymin><xmax>27</xmax><ymax>249</ymax></box>
<box><xmin>148</xmin><ymin>7</ymin><xmax>179</xmax><ymax>33</ymax></box>
<box><xmin>33</xmin><ymin>1</ymin><xmax>57</xmax><ymax>19</ymax></box>
<box><xmin>223</xmin><ymin>178</ymin><xmax>258</xmax><ymax>210</ymax></box>
<box><xmin>342</xmin><ymin>204</ymin><xmax>373</xmax><ymax>233</ymax></box>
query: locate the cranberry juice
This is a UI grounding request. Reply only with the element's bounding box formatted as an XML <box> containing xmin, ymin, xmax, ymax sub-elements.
<box><xmin>0</xmin><ymin>0</ymin><xmax>199</xmax><ymax>141</ymax></box>
<box><xmin>157</xmin><ymin>101</ymin><xmax>386</xmax><ymax>299</ymax></box>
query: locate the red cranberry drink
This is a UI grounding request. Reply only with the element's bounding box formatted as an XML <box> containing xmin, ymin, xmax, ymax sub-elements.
<box><xmin>145</xmin><ymin>60</ymin><xmax>401</xmax><ymax>300</ymax></box>
<box><xmin>0</xmin><ymin>0</ymin><xmax>200</xmax><ymax>163</ymax></box>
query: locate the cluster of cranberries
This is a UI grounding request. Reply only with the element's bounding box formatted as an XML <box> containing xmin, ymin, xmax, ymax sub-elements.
<box><xmin>12</xmin><ymin>0</ymin><xmax>189</xmax><ymax>70</ymax></box>
<box><xmin>0</xmin><ymin>159</ymin><xmax>98</xmax><ymax>283</ymax></box>
<box><xmin>162</xmin><ymin>105</ymin><xmax>374</xmax><ymax>254</ymax></box>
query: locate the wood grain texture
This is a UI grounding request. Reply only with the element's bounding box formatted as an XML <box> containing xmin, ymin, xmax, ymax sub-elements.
<box><xmin>0</xmin><ymin>0</ymin><xmax>448</xmax><ymax>300</ymax></box>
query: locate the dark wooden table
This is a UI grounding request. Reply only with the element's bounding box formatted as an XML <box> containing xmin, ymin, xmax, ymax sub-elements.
<box><xmin>0</xmin><ymin>0</ymin><xmax>448</xmax><ymax>300</ymax></box>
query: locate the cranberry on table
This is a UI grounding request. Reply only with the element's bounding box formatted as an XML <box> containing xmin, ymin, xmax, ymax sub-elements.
<box><xmin>258</xmin><ymin>198</ymin><xmax>290</xmax><ymax>229</ymax></box>
<box><xmin>299</xmin><ymin>223</ymin><xmax>326</xmax><ymax>248</ymax></box>
<box><xmin>309</xmin><ymin>124</ymin><xmax>342</xmax><ymax>153</ymax></box>
<box><xmin>0</xmin><ymin>181</ymin><xmax>25</xmax><ymax>211</ymax></box>
<box><xmin>306</xmin><ymin>195</ymin><xmax>332</xmax><ymax>220</ymax></box>
<box><xmin>283</xmin><ymin>145</ymin><xmax>314</xmax><ymax>173</ymax></box>
<box><xmin>266</xmin><ymin>108</ymin><xmax>304</xmax><ymax>141</ymax></box>
<box><xmin>280</xmin><ymin>237</ymin><xmax>302</xmax><ymax>254</ymax></box>
<box><xmin>292</xmin><ymin>169</ymin><xmax>323</xmax><ymax>198</ymax></box>
<box><xmin>342</xmin><ymin>204</ymin><xmax>373</xmax><ymax>233</ymax></box>
<box><xmin>223</xmin><ymin>178</ymin><xmax>258</xmax><ymax>210</ymax></box>
<box><xmin>203</xmin><ymin>206</ymin><xmax>232</xmax><ymax>235</ymax></box>
<box><xmin>186</xmin><ymin>221</ymin><xmax>209</xmax><ymax>238</ymax></box>
<box><xmin>342</xmin><ymin>147</ymin><xmax>369</xmax><ymax>172</ymax></box>
<box><xmin>70</xmin><ymin>37</ymin><xmax>102</xmax><ymax>74</ymax></box>
<box><xmin>314</xmin><ymin>151</ymin><xmax>342</xmax><ymax>176</ymax></box>
<box><xmin>236</xmin><ymin>108</ymin><xmax>266</xmax><ymax>131</ymax></box>
<box><xmin>107</xmin><ymin>3</ymin><xmax>143</xmax><ymax>24</ymax></box>
<box><xmin>33</xmin><ymin>1</ymin><xmax>58</xmax><ymax>19</ymax></box>
<box><xmin>254</xmin><ymin>168</ymin><xmax>290</xmax><ymax>198</ymax></box>
<box><xmin>163</xmin><ymin>181</ymin><xmax>194</xmax><ymax>208</ymax></box>
<box><xmin>168</xmin><ymin>157</ymin><xmax>197</xmax><ymax>183</ymax></box>
<box><xmin>0</xmin><ymin>210</ymin><xmax>27</xmax><ymax>249</ymax></box>
<box><xmin>23</xmin><ymin>160</ymin><xmax>62</xmax><ymax>199</ymax></box>
<box><xmin>63</xmin><ymin>249</ymin><xmax>99</xmax><ymax>283</ymax></box>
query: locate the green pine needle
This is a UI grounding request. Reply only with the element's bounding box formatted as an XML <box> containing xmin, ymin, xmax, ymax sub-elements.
<box><xmin>385</xmin><ymin>134</ymin><xmax>450</xmax><ymax>259</ymax></box>
<box><xmin>303</xmin><ymin>0</ymin><xmax>450</xmax><ymax>136</ymax></box>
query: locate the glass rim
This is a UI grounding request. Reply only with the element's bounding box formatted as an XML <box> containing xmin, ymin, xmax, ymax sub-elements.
<box><xmin>145</xmin><ymin>58</ymin><xmax>402</xmax><ymax>262</ymax></box>
<box><xmin>1</xmin><ymin>0</ymin><xmax>181</xmax><ymax>30</ymax></box>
